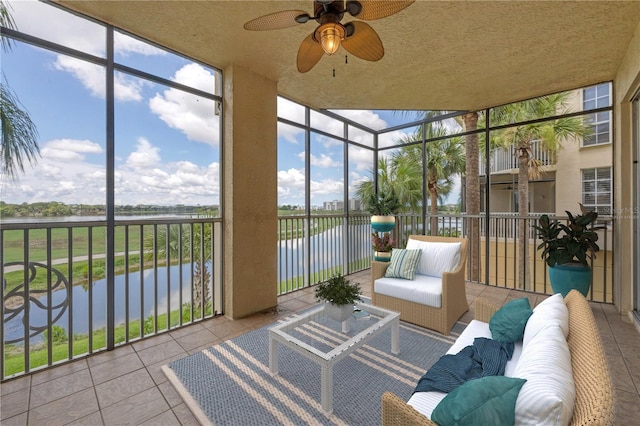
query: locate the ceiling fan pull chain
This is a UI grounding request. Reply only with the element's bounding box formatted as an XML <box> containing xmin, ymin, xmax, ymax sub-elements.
<box><xmin>345</xmin><ymin>55</ymin><xmax>348</xmax><ymax>64</ymax></box>
<box><xmin>333</xmin><ymin>68</ymin><xmax>336</xmax><ymax>77</ymax></box>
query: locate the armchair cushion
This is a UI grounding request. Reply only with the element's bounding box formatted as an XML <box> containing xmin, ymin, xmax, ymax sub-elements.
<box><xmin>405</xmin><ymin>239</ymin><xmax>461</xmax><ymax>277</ymax></box>
<box><xmin>384</xmin><ymin>249</ymin><xmax>422</xmax><ymax>280</ymax></box>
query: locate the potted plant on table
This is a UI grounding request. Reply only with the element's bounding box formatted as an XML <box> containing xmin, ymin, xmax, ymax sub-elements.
<box><xmin>364</xmin><ymin>190</ymin><xmax>401</xmax><ymax>233</ymax></box>
<box><xmin>533</xmin><ymin>203</ymin><xmax>600</xmax><ymax>297</ymax></box>
<box><xmin>315</xmin><ymin>274</ymin><xmax>362</xmax><ymax>323</ymax></box>
<box><xmin>371</xmin><ymin>232</ymin><xmax>394</xmax><ymax>262</ymax></box>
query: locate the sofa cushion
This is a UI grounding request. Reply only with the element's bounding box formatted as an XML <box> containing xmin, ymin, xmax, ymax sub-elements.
<box><xmin>513</xmin><ymin>324</ymin><xmax>575</xmax><ymax>425</ymax></box>
<box><xmin>489</xmin><ymin>297</ymin><xmax>533</xmax><ymax>343</ymax></box>
<box><xmin>405</xmin><ymin>239</ymin><xmax>461</xmax><ymax>277</ymax></box>
<box><xmin>384</xmin><ymin>249</ymin><xmax>422</xmax><ymax>280</ymax></box>
<box><xmin>431</xmin><ymin>376</ymin><xmax>527</xmax><ymax>426</ymax></box>
<box><xmin>523</xmin><ymin>293</ymin><xmax>569</xmax><ymax>348</ymax></box>
<box><xmin>374</xmin><ymin>275</ymin><xmax>442</xmax><ymax>308</ymax></box>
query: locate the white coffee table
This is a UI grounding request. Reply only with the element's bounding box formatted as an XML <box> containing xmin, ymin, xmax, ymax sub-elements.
<box><xmin>268</xmin><ymin>302</ymin><xmax>400</xmax><ymax>414</ymax></box>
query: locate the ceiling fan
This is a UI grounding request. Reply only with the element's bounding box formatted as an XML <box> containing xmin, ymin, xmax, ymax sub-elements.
<box><xmin>243</xmin><ymin>0</ymin><xmax>415</xmax><ymax>73</ymax></box>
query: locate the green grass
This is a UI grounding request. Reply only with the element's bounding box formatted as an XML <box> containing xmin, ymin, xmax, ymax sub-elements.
<box><xmin>3</xmin><ymin>304</ymin><xmax>213</xmax><ymax>377</ymax></box>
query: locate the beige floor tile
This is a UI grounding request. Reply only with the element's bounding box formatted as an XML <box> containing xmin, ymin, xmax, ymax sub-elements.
<box><xmin>0</xmin><ymin>375</ymin><xmax>30</xmax><ymax>396</ymax></box>
<box><xmin>100</xmin><ymin>387</ymin><xmax>170</xmax><ymax>425</ymax></box>
<box><xmin>131</xmin><ymin>333</ymin><xmax>174</xmax><ymax>352</ymax></box>
<box><xmin>89</xmin><ymin>352</ymin><xmax>144</xmax><ymax>385</ymax></box>
<box><xmin>86</xmin><ymin>344</ymin><xmax>135</xmax><ymax>368</ymax></box>
<box><xmin>66</xmin><ymin>410</ymin><xmax>104</xmax><ymax>425</ymax></box>
<box><xmin>30</xmin><ymin>359</ymin><xmax>88</xmax><ymax>386</ymax></box>
<box><xmin>136</xmin><ymin>340</ymin><xmax>187</xmax><ymax>366</ymax></box>
<box><xmin>29</xmin><ymin>369</ymin><xmax>93</xmax><ymax>408</ymax></box>
<box><xmin>140</xmin><ymin>409</ymin><xmax>181</xmax><ymax>425</ymax></box>
<box><xmin>0</xmin><ymin>388</ymin><xmax>30</xmax><ymax>421</ymax></box>
<box><xmin>174</xmin><ymin>328</ymin><xmax>218</xmax><ymax>352</ymax></box>
<box><xmin>172</xmin><ymin>403</ymin><xmax>200</xmax><ymax>425</ymax></box>
<box><xmin>1</xmin><ymin>412</ymin><xmax>28</xmax><ymax>426</ymax></box>
<box><xmin>28</xmin><ymin>388</ymin><xmax>99</xmax><ymax>425</ymax></box>
<box><xmin>95</xmin><ymin>368</ymin><xmax>155</xmax><ymax>408</ymax></box>
<box><xmin>158</xmin><ymin>380</ymin><xmax>183</xmax><ymax>408</ymax></box>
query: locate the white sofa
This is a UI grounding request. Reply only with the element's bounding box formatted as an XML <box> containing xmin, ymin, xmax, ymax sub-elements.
<box><xmin>381</xmin><ymin>290</ymin><xmax>614</xmax><ymax>426</ymax></box>
<box><xmin>371</xmin><ymin>235</ymin><xmax>469</xmax><ymax>335</ymax></box>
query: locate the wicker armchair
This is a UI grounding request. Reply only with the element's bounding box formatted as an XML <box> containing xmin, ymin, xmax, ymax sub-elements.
<box><xmin>371</xmin><ymin>235</ymin><xmax>469</xmax><ymax>335</ymax></box>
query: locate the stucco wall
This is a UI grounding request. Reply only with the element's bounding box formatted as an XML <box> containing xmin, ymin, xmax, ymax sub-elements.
<box><xmin>613</xmin><ymin>18</ymin><xmax>640</xmax><ymax>314</ymax></box>
<box><xmin>223</xmin><ymin>65</ymin><xmax>278</xmax><ymax>318</ymax></box>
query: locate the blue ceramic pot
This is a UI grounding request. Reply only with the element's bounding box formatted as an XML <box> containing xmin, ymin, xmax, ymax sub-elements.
<box><xmin>371</xmin><ymin>215</ymin><xmax>395</xmax><ymax>232</ymax></box>
<box><xmin>548</xmin><ymin>263</ymin><xmax>592</xmax><ymax>297</ymax></box>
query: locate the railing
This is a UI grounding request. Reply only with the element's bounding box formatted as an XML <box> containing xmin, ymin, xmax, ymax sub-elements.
<box><xmin>277</xmin><ymin>214</ymin><xmax>372</xmax><ymax>294</ymax></box>
<box><xmin>2</xmin><ymin>212</ymin><xmax>614</xmax><ymax>380</ymax></box>
<box><xmin>1</xmin><ymin>217</ymin><xmax>222</xmax><ymax>381</ymax></box>
<box><xmin>479</xmin><ymin>140</ymin><xmax>556</xmax><ymax>175</ymax></box>
<box><xmin>277</xmin><ymin>212</ymin><xmax>614</xmax><ymax>304</ymax></box>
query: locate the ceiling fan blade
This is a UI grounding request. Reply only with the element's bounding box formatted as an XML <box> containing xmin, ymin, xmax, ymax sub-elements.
<box><xmin>243</xmin><ymin>10</ymin><xmax>309</xmax><ymax>31</ymax></box>
<box><xmin>349</xmin><ymin>0</ymin><xmax>415</xmax><ymax>21</ymax></box>
<box><xmin>297</xmin><ymin>33</ymin><xmax>325</xmax><ymax>73</ymax></box>
<box><xmin>341</xmin><ymin>21</ymin><xmax>384</xmax><ymax>61</ymax></box>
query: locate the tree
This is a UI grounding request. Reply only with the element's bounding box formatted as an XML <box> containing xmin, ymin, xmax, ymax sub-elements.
<box><xmin>461</xmin><ymin>112</ymin><xmax>481</xmax><ymax>281</ymax></box>
<box><xmin>0</xmin><ymin>0</ymin><xmax>40</xmax><ymax>180</ymax></box>
<box><xmin>396</xmin><ymin>126</ymin><xmax>465</xmax><ymax>235</ymax></box>
<box><xmin>490</xmin><ymin>92</ymin><xmax>590</xmax><ymax>289</ymax></box>
<box><xmin>144</xmin><ymin>223</ymin><xmax>213</xmax><ymax>316</ymax></box>
<box><xmin>356</xmin><ymin>122</ymin><xmax>465</xmax><ymax>235</ymax></box>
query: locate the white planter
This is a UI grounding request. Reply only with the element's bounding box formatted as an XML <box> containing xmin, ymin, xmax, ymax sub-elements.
<box><xmin>325</xmin><ymin>302</ymin><xmax>353</xmax><ymax>322</ymax></box>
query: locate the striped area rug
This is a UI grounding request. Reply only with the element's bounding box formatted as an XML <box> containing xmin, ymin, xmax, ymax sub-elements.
<box><xmin>163</xmin><ymin>311</ymin><xmax>465</xmax><ymax>426</ymax></box>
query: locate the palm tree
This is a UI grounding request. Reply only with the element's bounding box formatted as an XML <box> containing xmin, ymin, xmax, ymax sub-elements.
<box><xmin>461</xmin><ymin>112</ymin><xmax>481</xmax><ymax>281</ymax></box>
<box><xmin>1</xmin><ymin>0</ymin><xmax>40</xmax><ymax>180</ymax></box>
<box><xmin>143</xmin><ymin>223</ymin><xmax>213</xmax><ymax>317</ymax></box>
<box><xmin>490</xmin><ymin>92</ymin><xmax>591</xmax><ymax>289</ymax></box>
<box><xmin>356</xmin><ymin>123</ymin><xmax>465</xmax><ymax>236</ymax></box>
<box><xmin>396</xmin><ymin>127</ymin><xmax>465</xmax><ymax>235</ymax></box>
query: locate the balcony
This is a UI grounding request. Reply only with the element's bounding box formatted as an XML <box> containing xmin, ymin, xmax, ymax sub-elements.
<box><xmin>0</xmin><ymin>272</ymin><xmax>638</xmax><ymax>424</ymax></box>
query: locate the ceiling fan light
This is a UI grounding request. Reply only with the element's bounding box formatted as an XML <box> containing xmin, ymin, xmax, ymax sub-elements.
<box><xmin>316</xmin><ymin>23</ymin><xmax>345</xmax><ymax>55</ymax></box>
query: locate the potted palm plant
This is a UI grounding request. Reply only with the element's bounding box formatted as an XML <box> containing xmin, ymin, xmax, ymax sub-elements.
<box><xmin>364</xmin><ymin>190</ymin><xmax>401</xmax><ymax>232</ymax></box>
<box><xmin>533</xmin><ymin>203</ymin><xmax>600</xmax><ymax>297</ymax></box>
<box><xmin>315</xmin><ymin>274</ymin><xmax>362</xmax><ymax>322</ymax></box>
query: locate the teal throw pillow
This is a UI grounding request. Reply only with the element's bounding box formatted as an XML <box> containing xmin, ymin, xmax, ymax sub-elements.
<box><xmin>384</xmin><ymin>249</ymin><xmax>421</xmax><ymax>280</ymax></box>
<box><xmin>489</xmin><ymin>297</ymin><xmax>533</xmax><ymax>343</ymax></box>
<box><xmin>432</xmin><ymin>376</ymin><xmax>527</xmax><ymax>426</ymax></box>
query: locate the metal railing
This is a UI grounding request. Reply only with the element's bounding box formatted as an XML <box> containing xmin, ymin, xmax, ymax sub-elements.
<box><xmin>479</xmin><ymin>140</ymin><xmax>556</xmax><ymax>175</ymax></box>
<box><xmin>2</xmin><ymin>212</ymin><xmax>614</xmax><ymax>380</ymax></box>
<box><xmin>1</xmin><ymin>217</ymin><xmax>222</xmax><ymax>381</ymax></box>
<box><xmin>278</xmin><ymin>212</ymin><xmax>614</xmax><ymax>304</ymax></box>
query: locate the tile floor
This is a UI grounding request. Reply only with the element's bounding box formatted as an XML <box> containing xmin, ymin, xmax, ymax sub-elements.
<box><xmin>1</xmin><ymin>270</ymin><xmax>638</xmax><ymax>425</ymax></box>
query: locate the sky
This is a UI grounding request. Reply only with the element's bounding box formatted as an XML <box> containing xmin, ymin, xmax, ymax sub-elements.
<box><xmin>0</xmin><ymin>0</ymin><xmax>460</xmax><ymax>209</ymax></box>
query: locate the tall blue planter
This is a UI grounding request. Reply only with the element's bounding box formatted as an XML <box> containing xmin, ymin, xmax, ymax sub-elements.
<box><xmin>548</xmin><ymin>263</ymin><xmax>592</xmax><ymax>297</ymax></box>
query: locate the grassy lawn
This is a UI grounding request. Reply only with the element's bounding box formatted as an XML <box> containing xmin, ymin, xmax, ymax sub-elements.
<box><xmin>3</xmin><ymin>304</ymin><xmax>213</xmax><ymax>377</ymax></box>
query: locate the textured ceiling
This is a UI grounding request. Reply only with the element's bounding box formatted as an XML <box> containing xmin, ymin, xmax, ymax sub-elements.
<box><xmin>56</xmin><ymin>1</ymin><xmax>640</xmax><ymax>112</ymax></box>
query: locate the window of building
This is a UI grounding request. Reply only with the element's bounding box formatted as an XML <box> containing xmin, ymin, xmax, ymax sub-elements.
<box><xmin>582</xmin><ymin>167</ymin><xmax>612</xmax><ymax>214</ymax></box>
<box><xmin>583</xmin><ymin>84</ymin><xmax>611</xmax><ymax>146</ymax></box>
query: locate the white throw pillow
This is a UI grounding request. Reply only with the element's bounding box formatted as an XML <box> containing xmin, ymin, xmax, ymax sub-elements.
<box><xmin>523</xmin><ymin>293</ymin><xmax>569</xmax><ymax>348</ymax></box>
<box><xmin>513</xmin><ymin>324</ymin><xmax>575</xmax><ymax>425</ymax></box>
<box><xmin>405</xmin><ymin>239</ymin><xmax>461</xmax><ymax>277</ymax></box>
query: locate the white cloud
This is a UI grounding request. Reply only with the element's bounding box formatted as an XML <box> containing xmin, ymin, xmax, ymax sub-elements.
<box><xmin>40</xmin><ymin>139</ymin><xmax>103</xmax><ymax>162</ymax></box>
<box><xmin>348</xmin><ymin>146</ymin><xmax>374</xmax><ymax>172</ymax></box>
<box><xmin>328</xmin><ymin>109</ymin><xmax>389</xmax><ymax>131</ymax></box>
<box><xmin>149</xmin><ymin>64</ymin><xmax>220</xmax><ymax>145</ymax></box>
<box><xmin>303</xmin><ymin>153</ymin><xmax>340</xmax><ymax>168</ymax></box>
<box><xmin>114</xmin><ymin>31</ymin><xmax>168</xmax><ymax>57</ymax></box>
<box><xmin>53</xmin><ymin>55</ymin><xmax>146</xmax><ymax>101</ymax></box>
<box><xmin>125</xmin><ymin>138</ymin><xmax>161</xmax><ymax>169</ymax></box>
<box><xmin>278</xmin><ymin>121</ymin><xmax>303</xmax><ymax>144</ymax></box>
